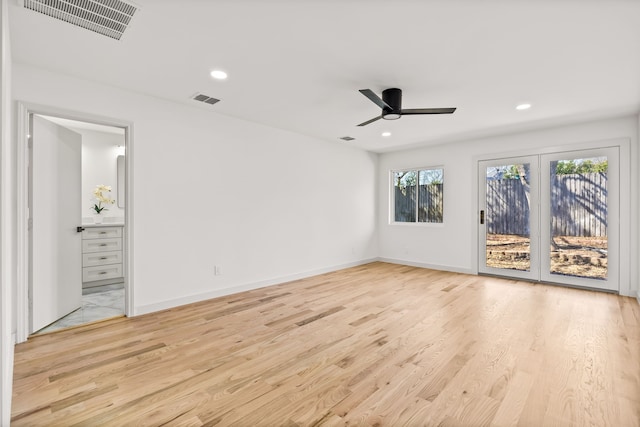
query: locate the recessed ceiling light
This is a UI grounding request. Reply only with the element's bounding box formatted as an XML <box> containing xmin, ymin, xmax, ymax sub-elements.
<box><xmin>210</xmin><ymin>70</ymin><xmax>228</xmax><ymax>80</ymax></box>
<box><xmin>516</xmin><ymin>103</ymin><xmax>532</xmax><ymax>111</ymax></box>
<box><xmin>381</xmin><ymin>131</ymin><xmax>392</xmax><ymax>137</ymax></box>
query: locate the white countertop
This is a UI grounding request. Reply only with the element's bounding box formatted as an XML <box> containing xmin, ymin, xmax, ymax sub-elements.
<box><xmin>81</xmin><ymin>223</ymin><xmax>125</xmax><ymax>228</ymax></box>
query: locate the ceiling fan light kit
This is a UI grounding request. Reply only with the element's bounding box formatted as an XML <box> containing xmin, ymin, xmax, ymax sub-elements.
<box><xmin>357</xmin><ymin>88</ymin><xmax>456</xmax><ymax>127</ymax></box>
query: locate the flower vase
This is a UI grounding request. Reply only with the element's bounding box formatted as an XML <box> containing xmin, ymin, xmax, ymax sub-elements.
<box><xmin>93</xmin><ymin>213</ymin><xmax>104</xmax><ymax>224</ymax></box>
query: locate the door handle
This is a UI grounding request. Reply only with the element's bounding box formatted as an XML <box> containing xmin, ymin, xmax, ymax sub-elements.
<box><xmin>77</xmin><ymin>226</ymin><xmax>85</xmax><ymax>233</ymax></box>
<box><xmin>480</xmin><ymin>210</ymin><xmax>485</xmax><ymax>225</ymax></box>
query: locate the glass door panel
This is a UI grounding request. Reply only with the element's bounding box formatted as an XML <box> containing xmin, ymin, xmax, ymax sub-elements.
<box><xmin>549</xmin><ymin>157</ymin><xmax>608</xmax><ymax>279</ymax></box>
<box><xmin>540</xmin><ymin>148</ymin><xmax>619</xmax><ymax>291</ymax></box>
<box><xmin>479</xmin><ymin>156</ymin><xmax>539</xmax><ymax>281</ymax></box>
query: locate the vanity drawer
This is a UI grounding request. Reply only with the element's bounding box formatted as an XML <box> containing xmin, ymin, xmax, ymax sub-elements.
<box><xmin>82</xmin><ymin>238</ymin><xmax>122</xmax><ymax>253</ymax></box>
<box><xmin>83</xmin><ymin>250</ymin><xmax>122</xmax><ymax>267</ymax></box>
<box><xmin>83</xmin><ymin>264</ymin><xmax>123</xmax><ymax>282</ymax></box>
<box><xmin>82</xmin><ymin>227</ymin><xmax>122</xmax><ymax>240</ymax></box>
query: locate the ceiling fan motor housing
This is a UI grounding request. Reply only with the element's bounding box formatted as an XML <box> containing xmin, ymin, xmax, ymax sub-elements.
<box><xmin>382</xmin><ymin>88</ymin><xmax>402</xmax><ymax>120</ymax></box>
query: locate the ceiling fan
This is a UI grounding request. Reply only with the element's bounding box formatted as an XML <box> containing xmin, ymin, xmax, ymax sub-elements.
<box><xmin>357</xmin><ymin>88</ymin><xmax>456</xmax><ymax>126</ymax></box>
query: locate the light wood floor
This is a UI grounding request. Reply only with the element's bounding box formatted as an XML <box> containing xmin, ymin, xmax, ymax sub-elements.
<box><xmin>12</xmin><ymin>262</ymin><xmax>640</xmax><ymax>426</ymax></box>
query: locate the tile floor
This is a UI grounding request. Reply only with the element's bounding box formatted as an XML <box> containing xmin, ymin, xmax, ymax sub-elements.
<box><xmin>36</xmin><ymin>284</ymin><xmax>125</xmax><ymax>334</ymax></box>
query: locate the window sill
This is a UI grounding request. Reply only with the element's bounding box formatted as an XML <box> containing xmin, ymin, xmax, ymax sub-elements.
<box><xmin>388</xmin><ymin>221</ymin><xmax>444</xmax><ymax>227</ymax></box>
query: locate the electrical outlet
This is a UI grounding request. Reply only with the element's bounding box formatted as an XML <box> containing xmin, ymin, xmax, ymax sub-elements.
<box><xmin>214</xmin><ymin>265</ymin><xmax>221</xmax><ymax>275</ymax></box>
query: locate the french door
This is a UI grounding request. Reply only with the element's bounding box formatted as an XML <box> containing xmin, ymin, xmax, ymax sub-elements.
<box><xmin>479</xmin><ymin>156</ymin><xmax>540</xmax><ymax>281</ymax></box>
<box><xmin>479</xmin><ymin>147</ymin><xmax>619</xmax><ymax>292</ymax></box>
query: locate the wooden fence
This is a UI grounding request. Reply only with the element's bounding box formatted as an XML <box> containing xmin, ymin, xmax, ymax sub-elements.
<box><xmin>486</xmin><ymin>172</ymin><xmax>607</xmax><ymax>237</ymax></box>
<box><xmin>550</xmin><ymin>172</ymin><xmax>607</xmax><ymax>237</ymax></box>
<box><xmin>486</xmin><ymin>179</ymin><xmax>530</xmax><ymax>235</ymax></box>
<box><xmin>395</xmin><ymin>184</ymin><xmax>443</xmax><ymax>222</ymax></box>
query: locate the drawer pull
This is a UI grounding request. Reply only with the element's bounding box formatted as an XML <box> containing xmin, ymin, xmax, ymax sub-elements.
<box><xmin>99</xmin><ymin>231</ymin><xmax>107</xmax><ymax>234</ymax></box>
<box><xmin>99</xmin><ymin>257</ymin><xmax>108</xmax><ymax>260</ymax></box>
<box><xmin>100</xmin><ymin>243</ymin><xmax>108</xmax><ymax>247</ymax></box>
<box><xmin>99</xmin><ymin>272</ymin><xmax>107</xmax><ymax>275</ymax></box>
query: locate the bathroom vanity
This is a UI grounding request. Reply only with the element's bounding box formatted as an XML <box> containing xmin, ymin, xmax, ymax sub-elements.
<box><xmin>81</xmin><ymin>224</ymin><xmax>124</xmax><ymax>288</ymax></box>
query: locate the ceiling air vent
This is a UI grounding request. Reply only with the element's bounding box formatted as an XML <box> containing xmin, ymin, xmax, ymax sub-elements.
<box><xmin>22</xmin><ymin>0</ymin><xmax>139</xmax><ymax>41</ymax></box>
<box><xmin>192</xmin><ymin>93</ymin><xmax>220</xmax><ymax>106</ymax></box>
<box><xmin>339</xmin><ymin>136</ymin><xmax>355</xmax><ymax>141</ymax></box>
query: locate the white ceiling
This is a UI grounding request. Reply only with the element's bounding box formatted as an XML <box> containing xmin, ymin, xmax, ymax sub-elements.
<box><xmin>9</xmin><ymin>0</ymin><xmax>640</xmax><ymax>153</ymax></box>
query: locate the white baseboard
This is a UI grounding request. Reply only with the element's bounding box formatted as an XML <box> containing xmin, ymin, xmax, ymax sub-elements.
<box><xmin>618</xmin><ymin>289</ymin><xmax>637</xmax><ymax>298</ymax></box>
<box><xmin>134</xmin><ymin>258</ymin><xmax>378</xmax><ymax>316</ymax></box>
<box><xmin>135</xmin><ymin>257</ymin><xmax>634</xmax><ymax>316</ymax></box>
<box><xmin>377</xmin><ymin>257</ymin><xmax>474</xmax><ymax>275</ymax></box>
<box><xmin>379</xmin><ymin>259</ymin><xmax>640</xmax><ymax>299</ymax></box>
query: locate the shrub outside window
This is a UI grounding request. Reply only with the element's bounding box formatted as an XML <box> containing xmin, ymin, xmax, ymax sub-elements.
<box><xmin>392</xmin><ymin>168</ymin><xmax>444</xmax><ymax>223</ymax></box>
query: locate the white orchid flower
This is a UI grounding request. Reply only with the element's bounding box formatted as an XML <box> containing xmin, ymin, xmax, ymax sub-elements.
<box><xmin>91</xmin><ymin>184</ymin><xmax>115</xmax><ymax>214</ymax></box>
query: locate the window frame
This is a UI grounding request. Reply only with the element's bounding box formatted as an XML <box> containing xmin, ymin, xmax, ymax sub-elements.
<box><xmin>390</xmin><ymin>166</ymin><xmax>445</xmax><ymax>225</ymax></box>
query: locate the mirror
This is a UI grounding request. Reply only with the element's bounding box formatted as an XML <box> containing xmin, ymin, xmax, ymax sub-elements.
<box><xmin>117</xmin><ymin>155</ymin><xmax>125</xmax><ymax>208</ymax></box>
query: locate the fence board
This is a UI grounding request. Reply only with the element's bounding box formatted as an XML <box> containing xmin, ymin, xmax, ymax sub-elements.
<box><xmin>486</xmin><ymin>172</ymin><xmax>607</xmax><ymax>237</ymax></box>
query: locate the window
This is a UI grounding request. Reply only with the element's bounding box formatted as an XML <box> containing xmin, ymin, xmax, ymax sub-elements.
<box><xmin>392</xmin><ymin>168</ymin><xmax>444</xmax><ymax>223</ymax></box>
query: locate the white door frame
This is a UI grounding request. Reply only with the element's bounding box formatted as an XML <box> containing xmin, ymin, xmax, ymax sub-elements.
<box><xmin>16</xmin><ymin>101</ymin><xmax>135</xmax><ymax>343</ymax></box>
<box><xmin>473</xmin><ymin>138</ymin><xmax>631</xmax><ymax>296</ymax></box>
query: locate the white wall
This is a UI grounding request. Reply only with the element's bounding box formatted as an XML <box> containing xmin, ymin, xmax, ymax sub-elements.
<box><xmin>78</xmin><ymin>129</ymin><xmax>125</xmax><ymax>222</ymax></box>
<box><xmin>13</xmin><ymin>63</ymin><xmax>379</xmax><ymax>315</ymax></box>
<box><xmin>378</xmin><ymin>116</ymin><xmax>639</xmax><ymax>297</ymax></box>
<box><xmin>0</xmin><ymin>0</ymin><xmax>12</xmax><ymax>423</ymax></box>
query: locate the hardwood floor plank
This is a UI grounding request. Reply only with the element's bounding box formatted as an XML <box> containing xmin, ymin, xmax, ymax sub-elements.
<box><xmin>295</xmin><ymin>306</ymin><xmax>345</xmax><ymax>326</ymax></box>
<box><xmin>490</xmin><ymin>371</ymin><xmax>534</xmax><ymax>426</ymax></box>
<box><xmin>11</xmin><ymin>262</ymin><xmax>640</xmax><ymax>426</ymax></box>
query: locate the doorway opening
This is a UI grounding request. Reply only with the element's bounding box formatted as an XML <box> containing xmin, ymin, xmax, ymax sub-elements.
<box><xmin>478</xmin><ymin>146</ymin><xmax>620</xmax><ymax>292</ymax></box>
<box><xmin>16</xmin><ymin>103</ymin><xmax>133</xmax><ymax>343</ymax></box>
<box><xmin>32</xmin><ymin>115</ymin><xmax>126</xmax><ymax>334</ymax></box>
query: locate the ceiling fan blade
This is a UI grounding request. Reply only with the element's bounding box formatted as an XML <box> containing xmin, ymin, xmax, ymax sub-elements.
<box><xmin>401</xmin><ymin>107</ymin><xmax>456</xmax><ymax>115</ymax></box>
<box><xmin>357</xmin><ymin>116</ymin><xmax>382</xmax><ymax>127</ymax></box>
<box><xmin>359</xmin><ymin>89</ymin><xmax>391</xmax><ymax>110</ymax></box>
